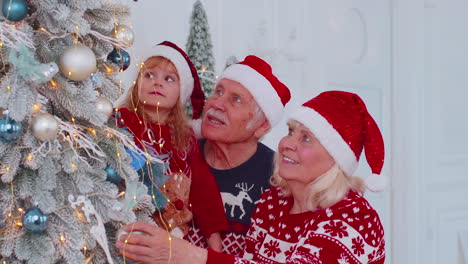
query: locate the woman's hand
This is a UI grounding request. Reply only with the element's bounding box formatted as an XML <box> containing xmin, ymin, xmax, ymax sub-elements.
<box><xmin>115</xmin><ymin>221</ymin><xmax>208</xmax><ymax>264</ymax></box>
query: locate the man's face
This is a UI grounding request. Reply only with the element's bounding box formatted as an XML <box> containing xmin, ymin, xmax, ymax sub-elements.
<box><xmin>201</xmin><ymin>79</ymin><xmax>263</xmax><ymax>143</ymax></box>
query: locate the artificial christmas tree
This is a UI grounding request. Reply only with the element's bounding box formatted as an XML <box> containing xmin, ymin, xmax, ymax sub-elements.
<box><xmin>186</xmin><ymin>0</ymin><xmax>216</xmax><ymax>116</ymax></box>
<box><xmin>224</xmin><ymin>55</ymin><xmax>238</xmax><ymax>69</ymax></box>
<box><xmin>0</xmin><ymin>1</ymin><xmax>157</xmax><ymax>263</ymax></box>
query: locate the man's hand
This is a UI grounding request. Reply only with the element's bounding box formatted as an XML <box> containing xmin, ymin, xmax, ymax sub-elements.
<box><xmin>115</xmin><ymin>221</ymin><xmax>208</xmax><ymax>264</ymax></box>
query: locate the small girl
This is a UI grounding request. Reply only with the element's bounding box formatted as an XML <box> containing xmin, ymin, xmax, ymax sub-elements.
<box><xmin>117</xmin><ymin>41</ymin><xmax>227</xmax><ymax>250</ymax></box>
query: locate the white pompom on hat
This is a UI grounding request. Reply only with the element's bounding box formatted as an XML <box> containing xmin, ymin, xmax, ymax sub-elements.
<box><xmin>289</xmin><ymin>91</ymin><xmax>386</xmax><ymax>192</ymax></box>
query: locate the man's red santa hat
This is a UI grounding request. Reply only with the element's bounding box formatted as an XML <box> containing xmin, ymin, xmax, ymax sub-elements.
<box><xmin>218</xmin><ymin>55</ymin><xmax>291</xmax><ymax>126</ymax></box>
<box><xmin>289</xmin><ymin>91</ymin><xmax>386</xmax><ymax>192</ymax></box>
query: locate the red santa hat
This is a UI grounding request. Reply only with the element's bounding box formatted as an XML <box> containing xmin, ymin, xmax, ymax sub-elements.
<box><xmin>145</xmin><ymin>41</ymin><xmax>204</xmax><ymax>119</ymax></box>
<box><xmin>289</xmin><ymin>91</ymin><xmax>386</xmax><ymax>192</ymax></box>
<box><xmin>218</xmin><ymin>55</ymin><xmax>291</xmax><ymax>126</ymax></box>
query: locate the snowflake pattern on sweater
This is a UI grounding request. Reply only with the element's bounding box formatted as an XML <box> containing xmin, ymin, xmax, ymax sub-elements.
<box><xmin>207</xmin><ymin>187</ymin><xmax>385</xmax><ymax>264</ymax></box>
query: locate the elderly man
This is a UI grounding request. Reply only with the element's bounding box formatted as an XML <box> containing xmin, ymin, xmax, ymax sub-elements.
<box><xmin>186</xmin><ymin>55</ymin><xmax>291</xmax><ymax>255</ymax></box>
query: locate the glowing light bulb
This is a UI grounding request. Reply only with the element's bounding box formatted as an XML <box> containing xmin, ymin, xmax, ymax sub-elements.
<box><xmin>32</xmin><ymin>103</ymin><xmax>42</xmax><ymax>114</ymax></box>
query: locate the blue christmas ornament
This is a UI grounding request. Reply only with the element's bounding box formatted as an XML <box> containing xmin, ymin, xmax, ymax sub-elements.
<box><xmin>2</xmin><ymin>0</ymin><xmax>28</xmax><ymax>22</ymax></box>
<box><xmin>0</xmin><ymin>114</ymin><xmax>22</xmax><ymax>143</ymax></box>
<box><xmin>124</xmin><ymin>148</ymin><xmax>170</xmax><ymax>209</ymax></box>
<box><xmin>105</xmin><ymin>166</ymin><xmax>122</xmax><ymax>184</ymax></box>
<box><xmin>125</xmin><ymin>148</ymin><xmax>146</xmax><ymax>171</ymax></box>
<box><xmin>22</xmin><ymin>207</ymin><xmax>48</xmax><ymax>233</ymax></box>
<box><xmin>107</xmin><ymin>48</ymin><xmax>130</xmax><ymax>71</ymax></box>
<box><xmin>137</xmin><ymin>157</ymin><xmax>170</xmax><ymax>210</ymax></box>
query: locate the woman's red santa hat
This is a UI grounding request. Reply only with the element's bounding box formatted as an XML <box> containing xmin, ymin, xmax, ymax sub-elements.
<box><xmin>145</xmin><ymin>41</ymin><xmax>205</xmax><ymax>119</ymax></box>
<box><xmin>218</xmin><ymin>55</ymin><xmax>291</xmax><ymax>127</ymax></box>
<box><xmin>289</xmin><ymin>91</ymin><xmax>386</xmax><ymax>192</ymax></box>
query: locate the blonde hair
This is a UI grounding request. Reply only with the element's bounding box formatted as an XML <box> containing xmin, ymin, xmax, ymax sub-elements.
<box><xmin>119</xmin><ymin>56</ymin><xmax>192</xmax><ymax>153</ymax></box>
<box><xmin>270</xmin><ymin>120</ymin><xmax>366</xmax><ymax>211</ymax></box>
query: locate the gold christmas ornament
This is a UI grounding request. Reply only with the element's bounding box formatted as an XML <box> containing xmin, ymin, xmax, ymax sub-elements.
<box><xmin>31</xmin><ymin>113</ymin><xmax>59</xmax><ymax>141</ymax></box>
<box><xmin>113</xmin><ymin>24</ymin><xmax>135</xmax><ymax>48</ymax></box>
<box><xmin>59</xmin><ymin>44</ymin><xmax>97</xmax><ymax>81</ymax></box>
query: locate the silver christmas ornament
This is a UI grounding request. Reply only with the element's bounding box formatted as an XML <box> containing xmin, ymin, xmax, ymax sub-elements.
<box><xmin>31</xmin><ymin>113</ymin><xmax>59</xmax><ymax>141</ymax></box>
<box><xmin>113</xmin><ymin>24</ymin><xmax>135</xmax><ymax>48</ymax></box>
<box><xmin>96</xmin><ymin>97</ymin><xmax>113</xmax><ymax>121</ymax></box>
<box><xmin>59</xmin><ymin>44</ymin><xmax>97</xmax><ymax>81</ymax></box>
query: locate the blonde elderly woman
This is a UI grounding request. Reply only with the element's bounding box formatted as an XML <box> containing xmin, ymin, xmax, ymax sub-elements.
<box><xmin>116</xmin><ymin>91</ymin><xmax>386</xmax><ymax>264</ymax></box>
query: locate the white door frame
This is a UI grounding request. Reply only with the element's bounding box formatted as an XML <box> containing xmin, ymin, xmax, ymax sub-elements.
<box><xmin>391</xmin><ymin>0</ymin><xmax>425</xmax><ymax>263</ymax></box>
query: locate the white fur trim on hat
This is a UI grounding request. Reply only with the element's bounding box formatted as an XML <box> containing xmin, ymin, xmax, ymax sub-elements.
<box><xmin>289</xmin><ymin>107</ymin><xmax>358</xmax><ymax>176</ymax></box>
<box><xmin>219</xmin><ymin>64</ymin><xmax>284</xmax><ymax>126</ymax></box>
<box><xmin>148</xmin><ymin>45</ymin><xmax>194</xmax><ymax>104</ymax></box>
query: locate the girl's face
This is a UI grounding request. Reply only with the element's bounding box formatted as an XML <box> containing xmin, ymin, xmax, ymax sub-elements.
<box><xmin>278</xmin><ymin>121</ymin><xmax>335</xmax><ymax>185</ymax></box>
<box><xmin>137</xmin><ymin>60</ymin><xmax>180</xmax><ymax>112</ymax></box>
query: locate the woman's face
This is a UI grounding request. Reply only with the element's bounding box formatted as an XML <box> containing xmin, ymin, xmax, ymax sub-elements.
<box><xmin>278</xmin><ymin>121</ymin><xmax>335</xmax><ymax>184</ymax></box>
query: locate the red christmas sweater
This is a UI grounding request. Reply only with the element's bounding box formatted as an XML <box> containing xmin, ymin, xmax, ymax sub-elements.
<box><xmin>207</xmin><ymin>187</ymin><xmax>385</xmax><ymax>264</ymax></box>
<box><xmin>117</xmin><ymin>108</ymin><xmax>228</xmax><ymax>238</ymax></box>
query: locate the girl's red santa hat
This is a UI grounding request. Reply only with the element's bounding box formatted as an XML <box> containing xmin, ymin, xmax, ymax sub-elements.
<box><xmin>289</xmin><ymin>91</ymin><xmax>387</xmax><ymax>192</ymax></box>
<box><xmin>145</xmin><ymin>41</ymin><xmax>205</xmax><ymax>119</ymax></box>
<box><xmin>218</xmin><ymin>55</ymin><xmax>291</xmax><ymax>127</ymax></box>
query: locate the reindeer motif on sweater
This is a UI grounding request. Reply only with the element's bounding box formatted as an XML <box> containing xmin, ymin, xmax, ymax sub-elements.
<box><xmin>221</xmin><ymin>182</ymin><xmax>254</xmax><ymax>219</ymax></box>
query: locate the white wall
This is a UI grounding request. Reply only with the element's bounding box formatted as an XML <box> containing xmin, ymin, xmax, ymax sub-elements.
<box><xmin>118</xmin><ymin>1</ymin><xmax>468</xmax><ymax>263</ymax></box>
<box><xmin>393</xmin><ymin>0</ymin><xmax>468</xmax><ymax>263</ymax></box>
